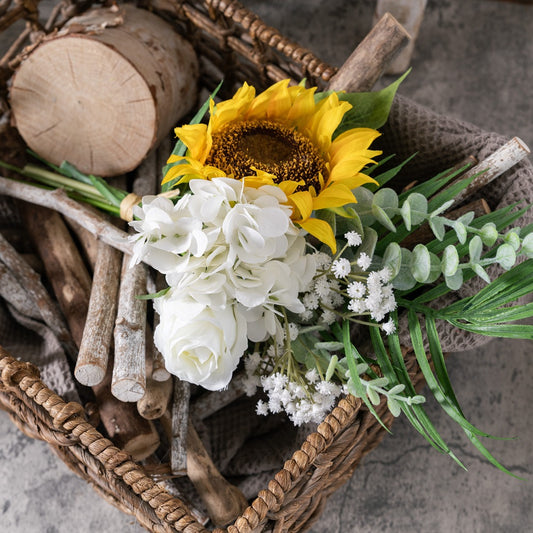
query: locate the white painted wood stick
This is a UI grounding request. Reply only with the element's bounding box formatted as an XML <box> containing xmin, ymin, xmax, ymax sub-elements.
<box><xmin>75</xmin><ymin>240</ymin><xmax>122</xmax><ymax>386</ymax></box>
<box><xmin>451</xmin><ymin>137</ymin><xmax>531</xmax><ymax>205</ymax></box>
<box><xmin>111</xmin><ymin>257</ymin><xmax>147</xmax><ymax>402</ymax></box>
<box><xmin>0</xmin><ymin>177</ymin><xmax>133</xmax><ymax>255</ymax></box>
<box><xmin>191</xmin><ymin>373</ymin><xmax>247</xmax><ymax>421</ymax></box>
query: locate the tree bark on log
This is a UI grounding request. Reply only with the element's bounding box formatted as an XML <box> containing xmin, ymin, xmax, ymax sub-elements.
<box><xmin>10</xmin><ymin>4</ymin><xmax>199</xmax><ymax>176</ymax></box>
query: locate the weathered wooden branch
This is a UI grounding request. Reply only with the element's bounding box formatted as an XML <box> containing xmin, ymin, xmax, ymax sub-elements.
<box><xmin>327</xmin><ymin>12</ymin><xmax>410</xmax><ymax>92</ymax></box>
<box><xmin>93</xmin><ymin>360</ymin><xmax>160</xmax><ymax>461</ymax></box>
<box><xmin>186</xmin><ymin>421</ymin><xmax>248</xmax><ymax>527</ymax></box>
<box><xmin>448</xmin><ymin>137</ymin><xmax>531</xmax><ymax>205</ymax></box>
<box><xmin>147</xmin><ymin>321</ymin><xmax>171</xmax><ymax>382</ymax></box>
<box><xmin>111</xmin><ymin>256</ymin><xmax>147</xmax><ymax>402</ymax></box>
<box><xmin>0</xmin><ymin>178</ymin><xmax>133</xmax><ymax>254</ymax></box>
<box><xmin>170</xmin><ymin>378</ymin><xmax>190</xmax><ymax>476</ymax></box>
<box><xmin>0</xmin><ymin>230</ymin><xmax>76</xmax><ymax>359</ymax></box>
<box><xmin>21</xmin><ymin>204</ymin><xmax>91</xmax><ymax>349</ymax></box>
<box><xmin>75</xmin><ymin>239</ymin><xmax>122</xmax><ymax>386</ymax></box>
<box><xmin>137</xmin><ymin>376</ymin><xmax>172</xmax><ymax>420</ymax></box>
<box><xmin>375</xmin><ymin>0</ymin><xmax>427</xmax><ymax>75</ymax></box>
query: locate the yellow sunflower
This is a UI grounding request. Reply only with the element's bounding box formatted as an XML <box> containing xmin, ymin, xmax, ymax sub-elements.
<box><xmin>162</xmin><ymin>79</ymin><xmax>382</xmax><ymax>252</ymax></box>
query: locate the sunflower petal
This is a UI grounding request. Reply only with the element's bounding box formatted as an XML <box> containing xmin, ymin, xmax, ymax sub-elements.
<box><xmin>299</xmin><ymin>217</ymin><xmax>337</xmax><ymax>253</ymax></box>
<box><xmin>174</xmin><ymin>124</ymin><xmax>209</xmax><ymax>161</ymax></box>
<box><xmin>312</xmin><ymin>183</ymin><xmax>356</xmax><ymax>210</ymax></box>
<box><xmin>289</xmin><ymin>191</ymin><xmax>314</xmax><ymax>220</ymax></box>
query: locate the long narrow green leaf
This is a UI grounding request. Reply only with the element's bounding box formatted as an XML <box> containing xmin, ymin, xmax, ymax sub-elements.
<box><xmin>407</xmin><ymin>309</ymin><xmax>493</xmax><ymax>438</ymax></box>
<box><xmin>381</xmin><ymin>320</ymin><xmax>466</xmax><ymax>465</ymax></box>
<box><xmin>464</xmin><ymin>430</ymin><xmax>524</xmax><ymax>480</ymax></box>
<box><xmin>366</xmin><ymin>153</ymin><xmax>417</xmax><ymax>191</ymax></box>
<box><xmin>370</xmin><ymin>326</ymin><xmax>450</xmax><ymax>452</ymax></box>
<box><xmin>342</xmin><ymin>322</ymin><xmax>389</xmax><ymax>431</ymax></box>
<box><xmin>447</xmin><ymin>320</ymin><xmax>533</xmax><ymax>340</ymax></box>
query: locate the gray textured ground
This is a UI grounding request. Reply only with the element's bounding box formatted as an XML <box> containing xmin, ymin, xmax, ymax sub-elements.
<box><xmin>1</xmin><ymin>1</ymin><xmax>533</xmax><ymax>532</ymax></box>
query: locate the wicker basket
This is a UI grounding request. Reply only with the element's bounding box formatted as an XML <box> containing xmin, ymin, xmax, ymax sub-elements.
<box><xmin>0</xmin><ymin>1</ymin><xmax>530</xmax><ymax>532</ymax></box>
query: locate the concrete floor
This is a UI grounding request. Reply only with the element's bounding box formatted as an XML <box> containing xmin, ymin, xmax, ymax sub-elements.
<box><xmin>1</xmin><ymin>0</ymin><xmax>532</xmax><ymax>532</ymax></box>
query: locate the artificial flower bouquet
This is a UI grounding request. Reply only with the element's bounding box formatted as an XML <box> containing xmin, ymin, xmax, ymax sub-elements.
<box><xmin>2</xmin><ymin>76</ymin><xmax>532</xmax><ymax>477</ymax></box>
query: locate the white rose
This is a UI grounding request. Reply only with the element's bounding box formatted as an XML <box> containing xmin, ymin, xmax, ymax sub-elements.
<box><xmin>154</xmin><ymin>291</ymin><xmax>248</xmax><ymax>390</ymax></box>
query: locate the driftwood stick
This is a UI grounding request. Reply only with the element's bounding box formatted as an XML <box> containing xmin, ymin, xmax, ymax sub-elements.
<box><xmin>375</xmin><ymin>0</ymin><xmax>427</xmax><ymax>75</ymax></box>
<box><xmin>327</xmin><ymin>12</ymin><xmax>410</xmax><ymax>92</ymax></box>
<box><xmin>75</xmin><ymin>240</ymin><xmax>122</xmax><ymax>386</ymax></box>
<box><xmin>401</xmin><ymin>198</ymin><xmax>491</xmax><ymax>249</ymax></box>
<box><xmin>191</xmin><ymin>373</ymin><xmax>247</xmax><ymax>421</ymax></box>
<box><xmin>170</xmin><ymin>378</ymin><xmax>190</xmax><ymax>476</ymax></box>
<box><xmin>111</xmin><ymin>256</ymin><xmax>147</xmax><ymax>402</ymax></box>
<box><xmin>0</xmin><ymin>260</ymin><xmax>42</xmax><ymax>321</ymax></box>
<box><xmin>449</xmin><ymin>137</ymin><xmax>531</xmax><ymax>205</ymax></box>
<box><xmin>146</xmin><ymin>265</ymin><xmax>171</xmax><ymax>382</ymax></box>
<box><xmin>65</xmin><ymin>218</ymin><xmax>101</xmax><ymax>272</ymax></box>
<box><xmin>147</xmin><ymin>321</ymin><xmax>171</xmax><ymax>382</ymax></box>
<box><xmin>21</xmin><ymin>204</ymin><xmax>91</xmax><ymax>349</ymax></box>
<box><xmin>186</xmin><ymin>421</ymin><xmax>248</xmax><ymax>527</ymax></box>
<box><xmin>0</xmin><ymin>178</ymin><xmax>133</xmax><ymax>254</ymax></box>
<box><xmin>137</xmin><ymin>376</ymin><xmax>173</xmax><ymax>420</ymax></box>
<box><xmin>94</xmin><ymin>360</ymin><xmax>160</xmax><ymax>461</ymax></box>
<box><xmin>0</xmin><ymin>231</ymin><xmax>76</xmax><ymax>358</ymax></box>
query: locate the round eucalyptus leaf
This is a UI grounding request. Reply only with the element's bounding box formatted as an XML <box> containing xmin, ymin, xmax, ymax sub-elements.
<box><xmin>411</xmin><ymin>244</ymin><xmax>431</xmax><ymax>282</ymax></box>
<box><xmin>453</xmin><ymin>220</ymin><xmax>467</xmax><ymax>244</ymax></box>
<box><xmin>521</xmin><ymin>232</ymin><xmax>533</xmax><ymax>257</ymax></box>
<box><xmin>480</xmin><ymin>222</ymin><xmax>498</xmax><ymax>247</ymax></box>
<box><xmin>469</xmin><ymin>235</ymin><xmax>483</xmax><ymax>263</ymax></box>
<box><xmin>504</xmin><ymin>230</ymin><xmax>521</xmax><ymax>251</ymax></box>
<box><xmin>387</xmin><ymin>397</ymin><xmax>401</xmax><ymax>417</ymax></box>
<box><xmin>426</xmin><ymin>251</ymin><xmax>442</xmax><ymax>283</ymax></box>
<box><xmin>428</xmin><ymin>215</ymin><xmax>446</xmax><ymax>240</ymax></box>
<box><xmin>457</xmin><ymin>211</ymin><xmax>475</xmax><ymax>225</ymax></box>
<box><xmin>392</xmin><ymin>248</ymin><xmax>417</xmax><ymax>290</ymax></box>
<box><xmin>445</xmin><ymin>269</ymin><xmax>463</xmax><ymax>290</ymax></box>
<box><xmin>472</xmin><ymin>262</ymin><xmax>491</xmax><ymax>283</ymax></box>
<box><xmin>401</xmin><ymin>200</ymin><xmax>412</xmax><ymax>230</ymax></box>
<box><xmin>388</xmin><ymin>384</ymin><xmax>406</xmax><ymax>396</ymax></box>
<box><xmin>496</xmin><ymin>243</ymin><xmax>516</xmax><ymax>270</ymax></box>
<box><xmin>442</xmin><ymin>244</ymin><xmax>459</xmax><ymax>276</ymax></box>
<box><xmin>372</xmin><ymin>204</ymin><xmax>397</xmax><ymax>232</ymax></box>
<box><xmin>430</xmin><ymin>199</ymin><xmax>455</xmax><ymax>217</ymax></box>
<box><xmin>373</xmin><ymin>187</ymin><xmax>399</xmax><ymax>210</ymax></box>
<box><xmin>406</xmin><ymin>192</ymin><xmax>428</xmax><ymax>226</ymax></box>
<box><xmin>367</xmin><ymin>386</ymin><xmax>381</xmax><ymax>406</ymax></box>
<box><xmin>382</xmin><ymin>242</ymin><xmax>402</xmax><ymax>278</ymax></box>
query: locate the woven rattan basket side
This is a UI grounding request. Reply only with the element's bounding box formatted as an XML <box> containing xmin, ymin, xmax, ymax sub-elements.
<box><xmin>0</xmin><ymin>1</ymin><xmax>424</xmax><ymax>531</ymax></box>
<box><xmin>0</xmin><ymin>347</ymin><xmax>425</xmax><ymax>532</ymax></box>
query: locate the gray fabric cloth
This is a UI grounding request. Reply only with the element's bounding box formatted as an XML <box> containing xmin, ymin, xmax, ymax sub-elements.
<box><xmin>1</xmin><ymin>94</ymin><xmax>532</xmax><ymax>495</ymax></box>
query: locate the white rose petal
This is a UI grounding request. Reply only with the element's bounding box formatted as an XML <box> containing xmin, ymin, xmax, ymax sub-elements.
<box><xmin>154</xmin><ymin>291</ymin><xmax>248</xmax><ymax>390</ymax></box>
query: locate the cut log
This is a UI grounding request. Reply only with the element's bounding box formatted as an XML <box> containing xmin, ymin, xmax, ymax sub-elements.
<box><xmin>9</xmin><ymin>4</ymin><xmax>199</xmax><ymax>177</ymax></box>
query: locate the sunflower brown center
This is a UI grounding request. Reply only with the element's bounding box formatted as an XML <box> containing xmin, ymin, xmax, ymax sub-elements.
<box><xmin>207</xmin><ymin>120</ymin><xmax>325</xmax><ymax>191</ymax></box>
